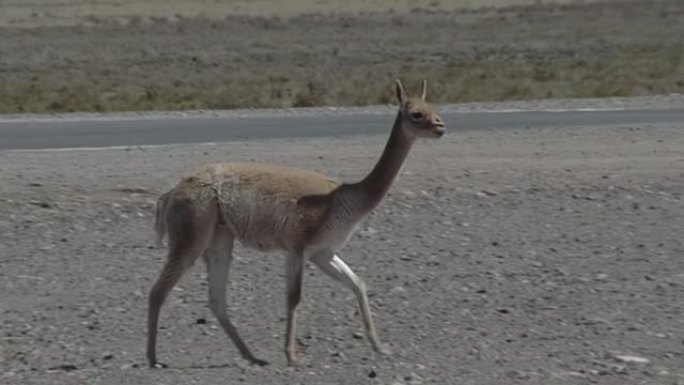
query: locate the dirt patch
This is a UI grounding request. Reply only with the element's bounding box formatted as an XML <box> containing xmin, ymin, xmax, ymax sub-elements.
<box><xmin>1</xmin><ymin>1</ymin><xmax>683</xmax><ymax>114</ymax></box>
<box><xmin>1</xmin><ymin>116</ymin><xmax>683</xmax><ymax>384</ymax></box>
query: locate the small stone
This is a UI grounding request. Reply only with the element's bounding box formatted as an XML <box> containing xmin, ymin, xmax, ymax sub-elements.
<box><xmin>614</xmin><ymin>355</ymin><xmax>650</xmax><ymax>364</ymax></box>
<box><xmin>196</xmin><ymin>318</ymin><xmax>207</xmax><ymax>325</ymax></box>
<box><xmin>29</xmin><ymin>200</ymin><xmax>51</xmax><ymax>209</ymax></box>
<box><xmin>368</xmin><ymin>369</ymin><xmax>377</xmax><ymax>378</ymax></box>
<box><xmin>405</xmin><ymin>372</ymin><xmax>423</xmax><ymax>384</ymax></box>
<box><xmin>390</xmin><ymin>286</ymin><xmax>406</xmax><ymax>294</ymax></box>
<box><xmin>612</xmin><ymin>364</ymin><xmax>628</xmax><ymax>374</ymax></box>
<box><xmin>359</xmin><ymin>227</ymin><xmax>379</xmax><ymax>237</ymax></box>
<box><xmin>506</xmin><ymin>370</ymin><xmax>529</xmax><ymax>379</ymax></box>
<box><xmin>113</xmin><ymin>186</ymin><xmax>150</xmax><ymax>194</ymax></box>
<box><xmin>48</xmin><ymin>364</ymin><xmax>78</xmax><ymax>372</ymax></box>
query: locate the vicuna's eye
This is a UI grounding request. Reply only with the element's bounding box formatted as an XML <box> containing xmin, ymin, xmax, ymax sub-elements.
<box><xmin>410</xmin><ymin>111</ymin><xmax>424</xmax><ymax>120</ymax></box>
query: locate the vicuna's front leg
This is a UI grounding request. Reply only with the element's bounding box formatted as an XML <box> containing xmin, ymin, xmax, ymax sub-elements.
<box><xmin>311</xmin><ymin>252</ymin><xmax>391</xmax><ymax>355</ymax></box>
<box><xmin>204</xmin><ymin>229</ymin><xmax>268</xmax><ymax>366</ymax></box>
<box><xmin>284</xmin><ymin>254</ymin><xmax>304</xmax><ymax>366</ymax></box>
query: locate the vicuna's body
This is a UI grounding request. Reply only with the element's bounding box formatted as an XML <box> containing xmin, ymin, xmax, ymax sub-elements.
<box><xmin>147</xmin><ymin>79</ymin><xmax>446</xmax><ymax>368</ymax></box>
<box><xmin>157</xmin><ymin>162</ymin><xmax>357</xmax><ymax>257</ymax></box>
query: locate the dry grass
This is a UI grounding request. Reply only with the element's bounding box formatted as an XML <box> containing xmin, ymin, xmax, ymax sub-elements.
<box><xmin>0</xmin><ymin>1</ymin><xmax>683</xmax><ymax>114</ymax></box>
<box><xmin>1</xmin><ymin>0</ymin><xmax>624</xmax><ymax>27</ymax></box>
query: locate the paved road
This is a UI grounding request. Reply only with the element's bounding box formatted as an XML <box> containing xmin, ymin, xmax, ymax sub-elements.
<box><xmin>1</xmin><ymin>108</ymin><xmax>683</xmax><ymax>150</ymax></box>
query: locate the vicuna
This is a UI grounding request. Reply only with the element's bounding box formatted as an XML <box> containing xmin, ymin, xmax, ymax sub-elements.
<box><xmin>147</xmin><ymin>79</ymin><xmax>446</xmax><ymax>367</ymax></box>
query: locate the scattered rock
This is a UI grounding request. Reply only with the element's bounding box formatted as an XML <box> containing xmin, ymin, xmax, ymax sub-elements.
<box><xmin>359</xmin><ymin>227</ymin><xmax>379</xmax><ymax>237</ymax></box>
<box><xmin>48</xmin><ymin>364</ymin><xmax>78</xmax><ymax>372</ymax></box>
<box><xmin>390</xmin><ymin>286</ymin><xmax>407</xmax><ymax>295</ymax></box>
<box><xmin>562</xmin><ymin>371</ymin><xmax>587</xmax><ymax>378</ymax></box>
<box><xmin>28</xmin><ymin>200</ymin><xmax>52</xmax><ymax>209</ymax></box>
<box><xmin>611</xmin><ymin>364</ymin><xmax>628</xmax><ymax>374</ymax></box>
<box><xmin>368</xmin><ymin>369</ymin><xmax>377</xmax><ymax>378</ymax></box>
<box><xmin>614</xmin><ymin>355</ymin><xmax>650</xmax><ymax>364</ymax></box>
<box><xmin>506</xmin><ymin>369</ymin><xmax>529</xmax><ymax>380</ymax></box>
<box><xmin>196</xmin><ymin>318</ymin><xmax>207</xmax><ymax>325</ymax></box>
<box><xmin>113</xmin><ymin>187</ymin><xmax>151</xmax><ymax>194</ymax></box>
<box><xmin>405</xmin><ymin>372</ymin><xmax>423</xmax><ymax>384</ymax></box>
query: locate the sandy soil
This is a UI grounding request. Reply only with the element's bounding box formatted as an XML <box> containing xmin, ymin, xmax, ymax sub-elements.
<box><xmin>1</xmin><ymin>107</ymin><xmax>683</xmax><ymax>384</ymax></box>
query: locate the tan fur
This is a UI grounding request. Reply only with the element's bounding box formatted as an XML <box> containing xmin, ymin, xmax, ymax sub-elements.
<box><xmin>146</xmin><ymin>79</ymin><xmax>446</xmax><ymax>368</ymax></box>
<box><xmin>160</xmin><ymin>162</ymin><xmax>341</xmax><ymax>253</ymax></box>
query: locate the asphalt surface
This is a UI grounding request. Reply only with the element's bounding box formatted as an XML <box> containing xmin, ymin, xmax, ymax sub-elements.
<box><xmin>1</xmin><ymin>108</ymin><xmax>684</xmax><ymax>150</ymax></box>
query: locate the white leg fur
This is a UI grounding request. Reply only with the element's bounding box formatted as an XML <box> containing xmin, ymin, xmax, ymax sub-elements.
<box><xmin>310</xmin><ymin>252</ymin><xmax>390</xmax><ymax>355</ymax></box>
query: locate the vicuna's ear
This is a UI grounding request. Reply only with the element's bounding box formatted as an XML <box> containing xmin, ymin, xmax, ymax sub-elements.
<box><xmin>395</xmin><ymin>79</ymin><xmax>405</xmax><ymax>104</ymax></box>
<box><xmin>420</xmin><ymin>79</ymin><xmax>427</xmax><ymax>101</ymax></box>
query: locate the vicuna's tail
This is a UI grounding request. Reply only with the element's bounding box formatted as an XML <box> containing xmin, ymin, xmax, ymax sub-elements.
<box><xmin>154</xmin><ymin>191</ymin><xmax>170</xmax><ymax>248</ymax></box>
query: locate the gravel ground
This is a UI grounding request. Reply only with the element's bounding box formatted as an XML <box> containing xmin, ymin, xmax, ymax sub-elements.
<box><xmin>1</xmin><ymin>107</ymin><xmax>684</xmax><ymax>384</ymax></box>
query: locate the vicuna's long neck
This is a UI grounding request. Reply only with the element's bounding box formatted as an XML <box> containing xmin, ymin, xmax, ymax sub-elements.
<box><xmin>342</xmin><ymin>110</ymin><xmax>414</xmax><ymax>216</ymax></box>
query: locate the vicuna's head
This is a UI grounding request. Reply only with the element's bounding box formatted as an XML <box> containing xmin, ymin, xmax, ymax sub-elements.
<box><xmin>395</xmin><ymin>79</ymin><xmax>446</xmax><ymax>139</ymax></box>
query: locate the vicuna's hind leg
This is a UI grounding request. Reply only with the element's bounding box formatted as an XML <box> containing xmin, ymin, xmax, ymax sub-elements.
<box><xmin>153</xmin><ymin>191</ymin><xmax>170</xmax><ymax>248</ymax></box>
<box><xmin>146</xmin><ymin>199</ymin><xmax>216</xmax><ymax>368</ymax></box>
<box><xmin>146</xmin><ymin>258</ymin><xmax>191</xmax><ymax>368</ymax></box>
<box><xmin>203</xmin><ymin>227</ymin><xmax>268</xmax><ymax>366</ymax></box>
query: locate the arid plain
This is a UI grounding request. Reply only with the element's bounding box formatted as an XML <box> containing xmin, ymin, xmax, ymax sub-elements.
<box><xmin>1</xmin><ymin>1</ymin><xmax>684</xmax><ymax>384</ymax></box>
